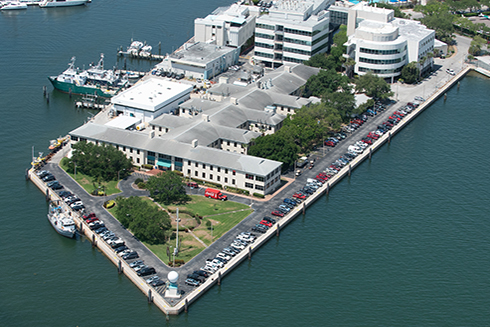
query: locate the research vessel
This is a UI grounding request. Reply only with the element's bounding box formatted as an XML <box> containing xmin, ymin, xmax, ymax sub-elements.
<box><xmin>47</xmin><ymin>203</ymin><xmax>76</xmax><ymax>238</ymax></box>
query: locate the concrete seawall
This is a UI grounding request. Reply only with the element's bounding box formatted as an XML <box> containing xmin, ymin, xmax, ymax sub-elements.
<box><xmin>28</xmin><ymin>65</ymin><xmax>479</xmax><ymax>315</ymax></box>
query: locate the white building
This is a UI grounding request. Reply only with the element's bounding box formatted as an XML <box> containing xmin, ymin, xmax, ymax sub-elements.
<box><xmin>157</xmin><ymin>42</ymin><xmax>240</xmax><ymax>80</ymax></box>
<box><xmin>345</xmin><ymin>2</ymin><xmax>435</xmax><ymax>79</ymax></box>
<box><xmin>194</xmin><ymin>4</ymin><xmax>257</xmax><ymax>49</ymax></box>
<box><xmin>254</xmin><ymin>0</ymin><xmax>332</xmax><ymax>68</ymax></box>
<box><xmin>111</xmin><ymin>78</ymin><xmax>193</xmax><ymax>121</ymax></box>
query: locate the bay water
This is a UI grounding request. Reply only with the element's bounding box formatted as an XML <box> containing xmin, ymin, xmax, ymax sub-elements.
<box><xmin>1</xmin><ymin>2</ymin><xmax>490</xmax><ymax>325</ymax></box>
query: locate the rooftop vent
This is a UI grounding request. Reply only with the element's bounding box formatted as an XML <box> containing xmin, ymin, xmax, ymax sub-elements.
<box><xmin>191</xmin><ymin>139</ymin><xmax>198</xmax><ymax>148</ymax></box>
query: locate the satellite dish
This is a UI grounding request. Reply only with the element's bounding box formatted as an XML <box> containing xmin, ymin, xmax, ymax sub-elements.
<box><xmin>168</xmin><ymin>271</ymin><xmax>179</xmax><ymax>283</ymax></box>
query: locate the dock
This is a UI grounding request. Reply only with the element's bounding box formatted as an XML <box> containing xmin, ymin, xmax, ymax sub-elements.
<box><xmin>28</xmin><ymin>65</ymin><xmax>481</xmax><ymax>315</ymax></box>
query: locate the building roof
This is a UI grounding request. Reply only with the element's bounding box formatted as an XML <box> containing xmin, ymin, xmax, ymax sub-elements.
<box><xmin>169</xmin><ymin>42</ymin><xmax>237</xmax><ymax>67</ymax></box>
<box><xmin>104</xmin><ymin>115</ymin><xmax>141</xmax><ymax>129</ymax></box>
<box><xmin>111</xmin><ymin>78</ymin><xmax>193</xmax><ymax>111</ymax></box>
<box><xmin>70</xmin><ymin>122</ymin><xmax>281</xmax><ymax>176</ymax></box>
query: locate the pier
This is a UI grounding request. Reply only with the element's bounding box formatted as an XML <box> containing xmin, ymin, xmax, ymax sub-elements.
<box><xmin>28</xmin><ymin>64</ymin><xmax>480</xmax><ymax>315</ymax></box>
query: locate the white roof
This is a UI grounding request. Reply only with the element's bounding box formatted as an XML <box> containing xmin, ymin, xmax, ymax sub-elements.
<box><xmin>105</xmin><ymin>115</ymin><xmax>141</xmax><ymax>129</ymax></box>
<box><xmin>111</xmin><ymin>78</ymin><xmax>193</xmax><ymax>112</ymax></box>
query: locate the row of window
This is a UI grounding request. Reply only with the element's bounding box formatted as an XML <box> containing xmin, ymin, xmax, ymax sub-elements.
<box><xmin>359</xmin><ymin>55</ymin><xmax>406</xmax><ymax>65</ymax></box>
<box><xmin>244</xmin><ymin>182</ymin><xmax>264</xmax><ymax>190</ymax></box>
<box><xmin>256</xmin><ymin>32</ymin><xmax>274</xmax><ymax>40</ymax></box>
<box><xmin>359</xmin><ymin>46</ymin><xmax>406</xmax><ymax>55</ymax></box>
<box><xmin>358</xmin><ymin>66</ymin><xmax>403</xmax><ymax>75</ymax></box>
<box><xmin>256</xmin><ymin>42</ymin><xmax>274</xmax><ymax>49</ymax></box>
<box><xmin>312</xmin><ymin>32</ymin><xmax>329</xmax><ymax>46</ymax></box>
<box><xmin>255</xmin><ymin>51</ymin><xmax>274</xmax><ymax>59</ymax></box>
<box><xmin>284</xmin><ymin>27</ymin><xmax>311</xmax><ymax>37</ymax></box>
<box><xmin>189</xmin><ymin>169</ymin><xmax>236</xmax><ymax>184</ymax></box>
<box><xmin>284</xmin><ymin>47</ymin><xmax>311</xmax><ymax>56</ymax></box>
<box><xmin>284</xmin><ymin>37</ymin><xmax>311</xmax><ymax>46</ymax></box>
<box><xmin>256</xmin><ymin>23</ymin><xmax>275</xmax><ymax>30</ymax></box>
<box><xmin>311</xmin><ymin>42</ymin><xmax>329</xmax><ymax>56</ymax></box>
<box><xmin>284</xmin><ymin>56</ymin><xmax>304</xmax><ymax>64</ymax></box>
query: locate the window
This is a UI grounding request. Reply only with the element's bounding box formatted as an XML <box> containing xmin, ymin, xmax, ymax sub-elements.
<box><xmin>256</xmin><ymin>176</ymin><xmax>264</xmax><ymax>182</ymax></box>
<box><xmin>187</xmin><ymin>169</ymin><xmax>191</xmax><ymax>175</ymax></box>
<box><xmin>210</xmin><ymin>165</ymin><xmax>213</xmax><ymax>171</ymax></box>
<box><xmin>202</xmin><ymin>172</ymin><xmax>206</xmax><ymax>178</ymax></box>
<box><xmin>227</xmin><ymin>141</ymin><xmax>230</xmax><ymax>146</ymax></box>
<box><xmin>246</xmin><ymin>174</ymin><xmax>254</xmax><ymax>180</ymax></box>
<box><xmin>234</xmin><ymin>142</ymin><xmax>237</xmax><ymax>147</ymax></box>
<box><xmin>148</xmin><ymin>151</ymin><xmax>155</xmax><ymax>157</ymax></box>
<box><xmin>255</xmin><ymin>51</ymin><xmax>274</xmax><ymax>59</ymax></box>
<box><xmin>195</xmin><ymin>162</ymin><xmax>198</xmax><ymax>167</ymax></box>
<box><xmin>245</xmin><ymin>182</ymin><xmax>253</xmax><ymax>188</ymax></box>
<box><xmin>137</xmin><ymin>158</ymin><xmax>140</xmax><ymax>164</ymax></box>
<box><xmin>203</xmin><ymin>164</ymin><xmax>206</xmax><ymax>169</ymax></box>
<box><xmin>129</xmin><ymin>148</ymin><xmax>133</xmax><ymax>153</ymax></box>
<box><xmin>255</xmin><ymin>185</ymin><xmax>264</xmax><ymax>190</ymax></box>
<box><xmin>225</xmin><ymin>169</ymin><xmax>228</xmax><ymax>174</ymax></box>
<box><xmin>137</xmin><ymin>150</ymin><xmax>140</xmax><ymax>155</ymax></box>
<box><xmin>147</xmin><ymin>159</ymin><xmax>155</xmax><ymax>165</ymax></box>
<box><xmin>360</xmin><ymin>46</ymin><xmax>406</xmax><ymax>55</ymax></box>
<box><xmin>225</xmin><ymin>177</ymin><xmax>228</xmax><ymax>183</ymax></box>
<box><xmin>195</xmin><ymin>171</ymin><xmax>198</xmax><ymax>177</ymax></box>
<box><xmin>217</xmin><ymin>167</ymin><xmax>221</xmax><ymax>172</ymax></box>
<box><xmin>217</xmin><ymin>176</ymin><xmax>220</xmax><ymax>182</ymax></box>
<box><xmin>188</xmin><ymin>160</ymin><xmax>191</xmax><ymax>165</ymax></box>
<box><xmin>256</xmin><ymin>32</ymin><xmax>274</xmax><ymax>40</ymax></box>
<box><xmin>256</xmin><ymin>42</ymin><xmax>274</xmax><ymax>49</ymax></box>
<box><xmin>256</xmin><ymin>23</ymin><xmax>275</xmax><ymax>30</ymax></box>
<box><xmin>72</xmin><ymin>136</ymin><xmax>79</xmax><ymax>141</ymax></box>
<box><xmin>210</xmin><ymin>174</ymin><xmax>213</xmax><ymax>180</ymax></box>
<box><xmin>123</xmin><ymin>146</ymin><xmax>126</xmax><ymax>151</ymax></box>
<box><xmin>232</xmin><ymin>179</ymin><xmax>235</xmax><ymax>185</ymax></box>
<box><xmin>159</xmin><ymin>127</ymin><xmax>162</xmax><ymax>132</ymax></box>
<box><xmin>232</xmin><ymin>170</ymin><xmax>236</xmax><ymax>176</ymax></box>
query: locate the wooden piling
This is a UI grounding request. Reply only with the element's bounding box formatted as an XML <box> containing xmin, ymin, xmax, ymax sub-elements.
<box><xmin>45</xmin><ymin>189</ymin><xmax>49</xmax><ymax>202</ymax></box>
<box><xmin>248</xmin><ymin>246</ymin><xmax>251</xmax><ymax>260</ymax></box>
<box><xmin>369</xmin><ymin>148</ymin><xmax>372</xmax><ymax>159</ymax></box>
<box><xmin>276</xmin><ymin>224</ymin><xmax>280</xmax><ymax>236</ymax></box>
<box><xmin>302</xmin><ymin>202</ymin><xmax>305</xmax><ymax>214</ymax></box>
<box><xmin>326</xmin><ymin>183</ymin><xmax>330</xmax><ymax>194</ymax></box>
<box><xmin>184</xmin><ymin>299</ymin><xmax>188</xmax><ymax>313</ymax></box>
<box><xmin>92</xmin><ymin>234</ymin><xmax>96</xmax><ymax>248</ymax></box>
<box><xmin>388</xmin><ymin>132</ymin><xmax>391</xmax><ymax>144</ymax></box>
<box><xmin>46</xmin><ymin>93</ymin><xmax>49</xmax><ymax>103</ymax></box>
<box><xmin>444</xmin><ymin>93</ymin><xmax>447</xmax><ymax>101</ymax></box>
<box><xmin>348</xmin><ymin>164</ymin><xmax>351</xmax><ymax>176</ymax></box>
<box><xmin>218</xmin><ymin>271</ymin><xmax>221</xmax><ymax>286</ymax></box>
<box><xmin>118</xmin><ymin>260</ymin><xmax>122</xmax><ymax>274</ymax></box>
<box><xmin>148</xmin><ymin>289</ymin><xmax>152</xmax><ymax>303</ymax></box>
<box><xmin>25</xmin><ymin>169</ymin><xmax>29</xmax><ymax>181</ymax></box>
<box><xmin>43</xmin><ymin>85</ymin><xmax>46</xmax><ymax>97</ymax></box>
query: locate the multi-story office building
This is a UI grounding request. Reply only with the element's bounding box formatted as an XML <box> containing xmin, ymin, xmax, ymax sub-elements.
<box><xmin>254</xmin><ymin>0</ymin><xmax>333</xmax><ymax>68</ymax></box>
<box><xmin>345</xmin><ymin>2</ymin><xmax>435</xmax><ymax>79</ymax></box>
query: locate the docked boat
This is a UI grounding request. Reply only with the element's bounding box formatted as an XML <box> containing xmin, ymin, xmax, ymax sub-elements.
<box><xmin>1</xmin><ymin>1</ymin><xmax>28</xmax><ymax>10</ymax></box>
<box><xmin>47</xmin><ymin>203</ymin><xmax>76</xmax><ymax>238</ymax></box>
<box><xmin>39</xmin><ymin>0</ymin><xmax>88</xmax><ymax>7</ymax></box>
<box><xmin>48</xmin><ymin>54</ymin><xmax>129</xmax><ymax>98</ymax></box>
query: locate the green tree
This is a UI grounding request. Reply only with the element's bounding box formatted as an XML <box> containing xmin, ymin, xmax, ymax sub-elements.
<box><xmin>146</xmin><ymin>171</ymin><xmax>190</xmax><ymax>205</ymax></box>
<box><xmin>415</xmin><ymin>0</ymin><xmax>455</xmax><ymax>44</ymax></box>
<box><xmin>114</xmin><ymin>196</ymin><xmax>172</xmax><ymax>244</ymax></box>
<box><xmin>355</xmin><ymin>72</ymin><xmax>394</xmax><ymax>100</ymax></box>
<box><xmin>401</xmin><ymin>62</ymin><xmax>420</xmax><ymax>84</ymax></box>
<box><xmin>67</xmin><ymin>141</ymin><xmax>133</xmax><ymax>181</ymax></box>
<box><xmin>469</xmin><ymin>35</ymin><xmax>486</xmax><ymax>55</ymax></box>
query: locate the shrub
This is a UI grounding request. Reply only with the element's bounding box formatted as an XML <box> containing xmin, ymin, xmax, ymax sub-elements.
<box><xmin>168</xmin><ymin>259</ymin><xmax>185</xmax><ymax>267</ymax></box>
<box><xmin>104</xmin><ymin>200</ymin><xmax>116</xmax><ymax>208</ymax></box>
<box><xmin>253</xmin><ymin>192</ymin><xmax>265</xmax><ymax>198</ymax></box>
<box><xmin>137</xmin><ymin>182</ymin><xmax>146</xmax><ymax>189</ymax></box>
<box><xmin>134</xmin><ymin>178</ymin><xmax>144</xmax><ymax>184</ymax></box>
<box><xmin>142</xmin><ymin>164</ymin><xmax>154</xmax><ymax>170</ymax></box>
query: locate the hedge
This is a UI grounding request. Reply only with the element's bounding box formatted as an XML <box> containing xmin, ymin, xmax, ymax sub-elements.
<box><xmin>142</xmin><ymin>164</ymin><xmax>154</xmax><ymax>169</ymax></box>
<box><xmin>253</xmin><ymin>192</ymin><xmax>265</xmax><ymax>198</ymax></box>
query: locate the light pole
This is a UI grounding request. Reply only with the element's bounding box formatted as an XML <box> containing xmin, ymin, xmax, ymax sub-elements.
<box><xmin>74</xmin><ymin>162</ymin><xmax>77</xmax><ymax>181</ymax></box>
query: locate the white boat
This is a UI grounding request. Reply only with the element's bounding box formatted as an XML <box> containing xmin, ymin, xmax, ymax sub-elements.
<box><xmin>39</xmin><ymin>0</ymin><xmax>88</xmax><ymax>8</ymax></box>
<box><xmin>1</xmin><ymin>1</ymin><xmax>28</xmax><ymax>9</ymax></box>
<box><xmin>47</xmin><ymin>203</ymin><xmax>76</xmax><ymax>238</ymax></box>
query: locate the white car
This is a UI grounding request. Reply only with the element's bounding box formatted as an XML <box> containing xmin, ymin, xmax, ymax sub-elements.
<box><xmin>231</xmin><ymin>242</ymin><xmax>245</xmax><ymax>250</ymax></box>
<box><xmin>217</xmin><ymin>253</ymin><xmax>231</xmax><ymax>261</ymax></box>
<box><xmin>446</xmin><ymin>68</ymin><xmax>455</xmax><ymax>75</ymax></box>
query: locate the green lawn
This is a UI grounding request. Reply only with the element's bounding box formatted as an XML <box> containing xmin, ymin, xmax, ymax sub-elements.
<box><xmin>196</xmin><ymin>209</ymin><xmax>253</xmax><ymax>245</ymax></box>
<box><xmin>166</xmin><ymin>195</ymin><xmax>249</xmax><ymax>216</ymax></box>
<box><xmin>106</xmin><ymin>194</ymin><xmax>253</xmax><ymax>266</ymax></box>
<box><xmin>60</xmin><ymin>158</ymin><xmax>121</xmax><ymax>196</ymax></box>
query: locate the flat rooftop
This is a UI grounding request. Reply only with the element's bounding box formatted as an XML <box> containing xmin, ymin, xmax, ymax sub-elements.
<box><xmin>111</xmin><ymin>78</ymin><xmax>193</xmax><ymax>112</ymax></box>
<box><xmin>170</xmin><ymin>42</ymin><xmax>237</xmax><ymax>67</ymax></box>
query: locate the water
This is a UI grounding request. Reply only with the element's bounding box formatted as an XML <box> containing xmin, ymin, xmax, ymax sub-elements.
<box><xmin>1</xmin><ymin>2</ymin><xmax>490</xmax><ymax>325</ymax></box>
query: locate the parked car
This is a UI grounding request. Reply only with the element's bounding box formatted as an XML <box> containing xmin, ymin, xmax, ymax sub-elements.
<box><xmin>271</xmin><ymin>210</ymin><xmax>284</xmax><ymax>217</ymax></box>
<box><xmin>129</xmin><ymin>260</ymin><xmax>144</xmax><ymax>268</ymax></box>
<box><xmin>446</xmin><ymin>68</ymin><xmax>455</xmax><ymax>75</ymax></box>
<box><xmin>151</xmin><ymin>279</ymin><xmax>165</xmax><ymax>287</ymax></box>
<box><xmin>185</xmin><ymin>278</ymin><xmax>200</xmax><ymax>287</ymax></box>
<box><xmin>122</xmin><ymin>251</ymin><xmax>139</xmax><ymax>260</ymax></box>
<box><xmin>260</xmin><ymin>220</ymin><xmax>273</xmax><ymax>227</ymax></box>
<box><xmin>138</xmin><ymin>267</ymin><xmax>156</xmax><ymax>276</ymax></box>
<box><xmin>42</xmin><ymin>174</ymin><xmax>56</xmax><ymax>182</ymax></box>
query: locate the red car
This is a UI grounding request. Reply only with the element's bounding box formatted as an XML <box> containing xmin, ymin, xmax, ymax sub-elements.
<box><xmin>271</xmin><ymin>210</ymin><xmax>284</xmax><ymax>217</ymax></box>
<box><xmin>260</xmin><ymin>220</ymin><xmax>273</xmax><ymax>227</ymax></box>
<box><xmin>293</xmin><ymin>193</ymin><xmax>306</xmax><ymax>199</ymax></box>
<box><xmin>362</xmin><ymin>138</ymin><xmax>373</xmax><ymax>145</ymax></box>
<box><xmin>325</xmin><ymin>140</ymin><xmax>336</xmax><ymax>147</ymax></box>
<box><xmin>83</xmin><ymin>213</ymin><xmax>96</xmax><ymax>219</ymax></box>
<box><xmin>367</xmin><ymin>134</ymin><xmax>378</xmax><ymax>140</ymax></box>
